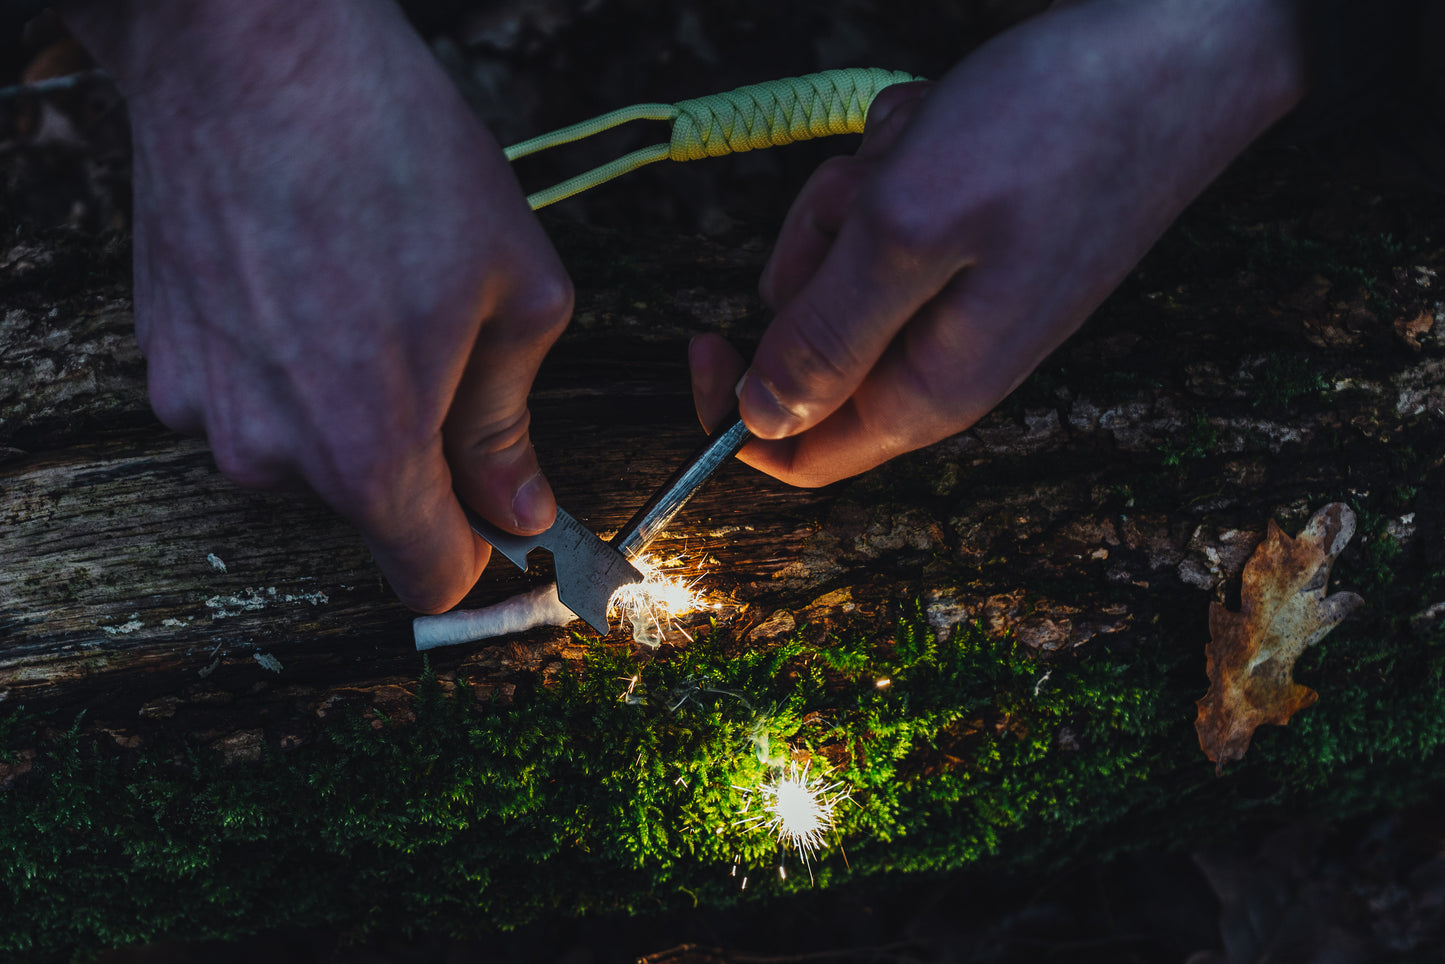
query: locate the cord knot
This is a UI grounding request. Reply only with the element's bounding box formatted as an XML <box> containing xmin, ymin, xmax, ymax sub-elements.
<box><xmin>669</xmin><ymin>68</ymin><xmax>918</xmax><ymax>161</ymax></box>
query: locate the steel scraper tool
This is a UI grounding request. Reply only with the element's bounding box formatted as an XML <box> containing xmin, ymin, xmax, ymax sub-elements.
<box><xmin>463</xmin><ymin>413</ymin><xmax>752</xmax><ymax>634</ymax></box>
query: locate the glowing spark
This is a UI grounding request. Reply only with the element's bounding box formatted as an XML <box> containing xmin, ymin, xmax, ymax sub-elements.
<box><xmin>874</xmin><ymin>677</ymin><xmax>891</xmax><ymax>689</ymax></box>
<box><xmin>618</xmin><ymin>674</ymin><xmax>645</xmax><ymax>705</ymax></box>
<box><xmin>608</xmin><ymin>554</ymin><xmax>706</xmax><ymax>648</ymax></box>
<box><xmin>734</xmin><ymin>761</ymin><xmax>850</xmax><ymax>877</ymax></box>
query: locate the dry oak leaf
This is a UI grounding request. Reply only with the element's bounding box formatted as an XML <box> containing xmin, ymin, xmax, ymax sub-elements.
<box><xmin>1395</xmin><ymin>308</ymin><xmax>1436</xmax><ymax>352</ymax></box>
<box><xmin>1195</xmin><ymin>503</ymin><xmax>1363</xmax><ymax>775</ymax></box>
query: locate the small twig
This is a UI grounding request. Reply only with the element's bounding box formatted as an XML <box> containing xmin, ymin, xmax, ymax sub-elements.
<box><xmin>0</xmin><ymin>69</ymin><xmax>112</xmax><ymax>101</ymax></box>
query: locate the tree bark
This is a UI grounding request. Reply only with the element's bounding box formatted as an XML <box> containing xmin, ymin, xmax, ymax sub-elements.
<box><xmin>2</xmin><ymin>147</ymin><xmax>1443</xmax><ymax>762</ymax></box>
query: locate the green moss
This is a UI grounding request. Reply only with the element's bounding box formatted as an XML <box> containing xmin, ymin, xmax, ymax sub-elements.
<box><xmin>1157</xmin><ymin>413</ymin><xmax>1219</xmax><ymax>468</ymax></box>
<box><xmin>4</xmin><ymin>574</ymin><xmax>1445</xmax><ymax>960</ymax></box>
<box><xmin>1351</xmin><ymin>510</ymin><xmax>1405</xmax><ymax>597</ymax></box>
<box><xmin>1251</xmin><ymin>353</ymin><xmax>1331</xmax><ymax>410</ymax></box>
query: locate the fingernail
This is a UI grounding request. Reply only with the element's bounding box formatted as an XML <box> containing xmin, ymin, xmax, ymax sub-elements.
<box><xmin>736</xmin><ymin>370</ymin><xmax>803</xmax><ymax>439</ymax></box>
<box><xmin>510</xmin><ymin>471</ymin><xmax>554</xmax><ymax>532</ymax></box>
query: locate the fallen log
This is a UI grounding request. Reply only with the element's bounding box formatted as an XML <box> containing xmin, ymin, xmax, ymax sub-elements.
<box><xmin>4</xmin><ymin>166</ymin><xmax>1442</xmax><ymax>725</ymax></box>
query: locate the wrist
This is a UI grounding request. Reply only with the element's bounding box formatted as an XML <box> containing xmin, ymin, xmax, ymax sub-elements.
<box><xmin>54</xmin><ymin>0</ymin><xmax>410</xmax><ymax>118</ymax></box>
<box><xmin>1020</xmin><ymin>0</ymin><xmax>1309</xmax><ymax>197</ymax></box>
<box><xmin>1089</xmin><ymin>0</ymin><xmax>1309</xmax><ymax>147</ymax></box>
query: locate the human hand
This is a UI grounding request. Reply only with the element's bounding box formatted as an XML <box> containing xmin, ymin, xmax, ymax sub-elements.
<box><xmin>691</xmin><ymin>0</ymin><xmax>1307</xmax><ymax>486</ymax></box>
<box><xmin>60</xmin><ymin>0</ymin><xmax>571</xmax><ymax>612</ymax></box>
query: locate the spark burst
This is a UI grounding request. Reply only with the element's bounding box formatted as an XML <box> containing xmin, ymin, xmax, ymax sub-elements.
<box><xmin>734</xmin><ymin>761</ymin><xmax>850</xmax><ymax>880</ymax></box>
<box><xmin>608</xmin><ymin>554</ymin><xmax>706</xmax><ymax>648</ymax></box>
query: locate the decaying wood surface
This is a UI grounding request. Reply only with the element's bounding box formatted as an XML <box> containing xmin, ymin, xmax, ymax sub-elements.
<box><xmin>2</xmin><ymin>148</ymin><xmax>1444</xmax><ymax>757</ymax></box>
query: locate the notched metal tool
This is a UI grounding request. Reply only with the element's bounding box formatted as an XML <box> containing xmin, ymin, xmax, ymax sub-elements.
<box><xmin>464</xmin><ymin>412</ymin><xmax>752</xmax><ymax>634</ymax></box>
<box><xmin>462</xmin><ymin>506</ymin><xmax>644</xmax><ymax>635</ymax></box>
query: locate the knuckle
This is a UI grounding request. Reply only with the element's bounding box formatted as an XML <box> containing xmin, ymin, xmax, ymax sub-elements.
<box><xmin>143</xmin><ymin>343</ymin><xmax>203</xmax><ymax>436</ymax></box>
<box><xmin>810</xmin><ymin>154</ymin><xmax>867</xmax><ymax>203</ymax></box>
<box><xmin>774</xmin><ymin>298</ymin><xmax>861</xmax><ymax>396</ymax></box>
<box><xmin>447</xmin><ymin>407</ymin><xmax>531</xmax><ymax>462</ymax></box>
<box><xmin>312</xmin><ymin>443</ymin><xmax>414</xmax><ymax>525</ymax></box>
<box><xmin>775</xmin><ymin>465</ymin><xmax>842</xmax><ymax>489</ymax></box>
<box><xmin>895</xmin><ymin>330</ymin><xmax>953</xmax><ymax>404</ymax></box>
<box><xmin>864</xmin><ymin>81</ymin><xmax>927</xmax><ymax>128</ymax></box>
<box><xmin>856</xmin><ymin>180</ymin><xmax>955</xmax><ymax>262</ymax></box>
<box><xmin>396</xmin><ymin>587</ymin><xmax>455</xmax><ymax>616</ymax></box>
<box><xmin>147</xmin><ymin>381</ymin><xmax>197</xmax><ymax>437</ymax></box>
<box><xmin>209</xmin><ymin>434</ymin><xmax>289</xmax><ymax>490</ymax></box>
<box><xmin>508</xmin><ymin>270</ymin><xmax>574</xmax><ymax>340</ymax></box>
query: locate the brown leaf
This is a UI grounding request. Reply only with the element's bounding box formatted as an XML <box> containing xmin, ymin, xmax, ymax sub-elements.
<box><xmin>1395</xmin><ymin>309</ymin><xmax>1435</xmax><ymax>352</ymax></box>
<box><xmin>1195</xmin><ymin>503</ymin><xmax>1364</xmax><ymax>774</ymax></box>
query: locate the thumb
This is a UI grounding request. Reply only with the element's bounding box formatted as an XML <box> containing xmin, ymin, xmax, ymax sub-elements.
<box><xmin>448</xmin><ymin>403</ymin><xmax>556</xmax><ymax>535</ymax></box>
<box><xmin>445</xmin><ymin>282</ymin><xmax>572</xmax><ymax>535</ymax></box>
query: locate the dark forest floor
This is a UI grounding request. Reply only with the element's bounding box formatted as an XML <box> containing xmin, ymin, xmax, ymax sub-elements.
<box><xmin>84</xmin><ymin>794</ymin><xmax>1445</xmax><ymax>963</ymax></box>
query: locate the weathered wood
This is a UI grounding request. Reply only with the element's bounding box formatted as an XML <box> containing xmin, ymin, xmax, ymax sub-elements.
<box><xmin>3</xmin><ymin>152</ymin><xmax>1444</xmax><ymax>757</ymax></box>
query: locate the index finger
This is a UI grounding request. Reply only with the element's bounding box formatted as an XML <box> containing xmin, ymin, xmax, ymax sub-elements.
<box><xmin>738</xmin><ymin>274</ymin><xmax>1054</xmax><ymax>487</ymax></box>
<box><xmin>738</xmin><ymin>187</ymin><xmax>965</xmax><ymax>440</ymax></box>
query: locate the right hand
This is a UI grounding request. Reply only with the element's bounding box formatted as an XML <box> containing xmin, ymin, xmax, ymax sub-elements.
<box><xmin>691</xmin><ymin>0</ymin><xmax>1308</xmax><ymax>487</ymax></box>
<box><xmin>61</xmin><ymin>0</ymin><xmax>572</xmax><ymax>612</ymax></box>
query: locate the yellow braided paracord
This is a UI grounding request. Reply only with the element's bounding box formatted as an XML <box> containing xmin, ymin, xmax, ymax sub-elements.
<box><xmin>506</xmin><ymin>67</ymin><xmax>921</xmax><ymax>210</ymax></box>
